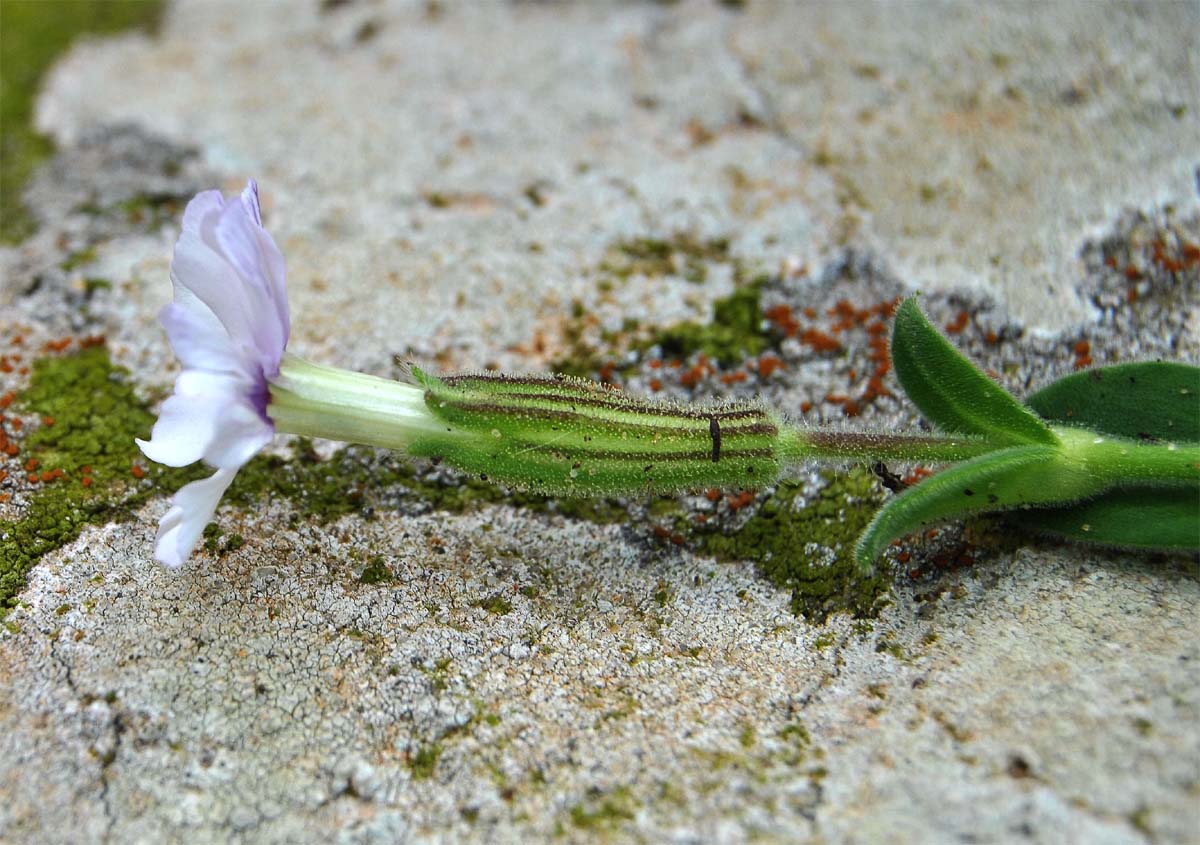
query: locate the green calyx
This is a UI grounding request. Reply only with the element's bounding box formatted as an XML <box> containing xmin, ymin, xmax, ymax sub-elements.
<box><xmin>411</xmin><ymin>369</ymin><xmax>785</xmax><ymax>497</ymax></box>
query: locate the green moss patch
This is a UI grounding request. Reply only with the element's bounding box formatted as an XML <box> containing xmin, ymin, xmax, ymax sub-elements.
<box><xmin>1</xmin><ymin>345</ymin><xmax>200</xmax><ymax>609</ymax></box>
<box><xmin>0</xmin><ymin>0</ymin><xmax>165</xmax><ymax>242</ymax></box>
<box><xmin>695</xmin><ymin>468</ymin><xmax>891</xmax><ymax>620</ymax></box>
<box><xmin>639</xmin><ymin>276</ymin><xmax>771</xmax><ymax>366</ymax></box>
<box><xmin>567</xmin><ymin>785</ymin><xmax>638</xmax><ymax>832</ymax></box>
<box><xmin>598</xmin><ymin>233</ymin><xmax>731</xmax><ymax>285</ymax></box>
<box><xmin>552</xmin><ymin>275</ymin><xmax>775</xmax><ymax>378</ymax></box>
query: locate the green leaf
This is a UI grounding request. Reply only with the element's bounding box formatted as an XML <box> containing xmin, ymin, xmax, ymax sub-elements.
<box><xmin>1026</xmin><ymin>361</ymin><xmax>1200</xmax><ymax>443</ymax></box>
<box><xmin>891</xmin><ymin>298</ymin><xmax>1058</xmax><ymax>446</ymax></box>
<box><xmin>1012</xmin><ymin>486</ymin><xmax>1199</xmax><ymax>552</ymax></box>
<box><xmin>854</xmin><ymin>444</ymin><xmax>1108</xmax><ymax>572</ymax></box>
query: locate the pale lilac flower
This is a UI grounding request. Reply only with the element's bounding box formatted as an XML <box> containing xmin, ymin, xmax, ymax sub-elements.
<box><xmin>138</xmin><ymin>181</ymin><xmax>289</xmax><ymax>568</ymax></box>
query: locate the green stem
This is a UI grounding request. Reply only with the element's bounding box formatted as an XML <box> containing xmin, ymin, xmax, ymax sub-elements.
<box><xmin>780</xmin><ymin>427</ymin><xmax>995</xmax><ymax>464</ymax></box>
<box><xmin>266</xmin><ymin>360</ymin><xmax>1198</xmax><ymax>502</ymax></box>
<box><xmin>268</xmin><ymin>355</ymin><xmax>461</xmax><ymax>452</ymax></box>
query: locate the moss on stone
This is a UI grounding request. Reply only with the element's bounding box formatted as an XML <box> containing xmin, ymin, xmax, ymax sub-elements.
<box><xmin>567</xmin><ymin>785</ymin><xmax>637</xmax><ymax>831</ymax></box>
<box><xmin>358</xmin><ymin>556</ymin><xmax>394</xmax><ymax>584</ymax></box>
<box><xmin>0</xmin><ymin>0</ymin><xmax>165</xmax><ymax>242</ymax></box>
<box><xmin>598</xmin><ymin>233</ymin><xmax>731</xmax><ymax>284</ymax></box>
<box><xmin>0</xmin><ymin>346</ymin><xmax>201</xmax><ymax>610</ymax></box>
<box><xmin>471</xmin><ymin>593</ymin><xmax>513</xmax><ymax>615</ymax></box>
<box><xmin>639</xmin><ymin>277</ymin><xmax>772</xmax><ymax>366</ymax></box>
<box><xmin>408</xmin><ymin>743</ymin><xmax>442</xmax><ymax>780</ymax></box>
<box><xmin>695</xmin><ymin>468</ymin><xmax>891</xmax><ymax>621</ymax></box>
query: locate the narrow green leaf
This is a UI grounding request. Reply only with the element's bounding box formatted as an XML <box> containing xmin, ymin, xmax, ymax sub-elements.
<box><xmin>1012</xmin><ymin>486</ymin><xmax>1199</xmax><ymax>552</ymax></box>
<box><xmin>854</xmin><ymin>444</ymin><xmax>1106</xmax><ymax>572</ymax></box>
<box><xmin>891</xmin><ymin>298</ymin><xmax>1057</xmax><ymax>446</ymax></box>
<box><xmin>1026</xmin><ymin>361</ymin><xmax>1200</xmax><ymax>443</ymax></box>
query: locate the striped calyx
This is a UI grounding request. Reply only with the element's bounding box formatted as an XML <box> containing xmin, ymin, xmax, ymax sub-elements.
<box><xmin>410</xmin><ymin>369</ymin><xmax>784</xmax><ymax>496</ymax></box>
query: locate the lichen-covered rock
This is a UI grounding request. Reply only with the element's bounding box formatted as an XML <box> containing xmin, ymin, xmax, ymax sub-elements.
<box><xmin>1</xmin><ymin>2</ymin><xmax>1197</xmax><ymax>843</ymax></box>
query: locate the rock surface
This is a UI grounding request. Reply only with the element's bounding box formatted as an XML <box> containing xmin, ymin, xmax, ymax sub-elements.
<box><xmin>1</xmin><ymin>2</ymin><xmax>1197</xmax><ymax>844</ymax></box>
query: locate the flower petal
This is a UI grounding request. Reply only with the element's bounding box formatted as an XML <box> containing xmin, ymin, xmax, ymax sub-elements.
<box><xmin>136</xmin><ymin>371</ymin><xmax>272</xmax><ymax>468</ymax></box>
<box><xmin>158</xmin><ymin>301</ymin><xmax>247</xmax><ymax>377</ymax></box>
<box><xmin>213</xmin><ymin>188</ymin><xmax>288</xmax><ymax>364</ymax></box>
<box><xmin>170</xmin><ymin>231</ymin><xmax>261</xmax><ymax>353</ymax></box>
<box><xmin>154</xmin><ymin>468</ymin><xmax>238</xmax><ymax>568</ymax></box>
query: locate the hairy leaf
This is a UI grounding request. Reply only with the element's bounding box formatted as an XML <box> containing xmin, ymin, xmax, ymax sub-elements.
<box><xmin>891</xmin><ymin>298</ymin><xmax>1057</xmax><ymax>446</ymax></box>
<box><xmin>855</xmin><ymin>444</ymin><xmax>1107</xmax><ymax>571</ymax></box>
<box><xmin>1026</xmin><ymin>361</ymin><xmax>1200</xmax><ymax>443</ymax></box>
<box><xmin>1013</xmin><ymin>486</ymin><xmax>1199</xmax><ymax>552</ymax></box>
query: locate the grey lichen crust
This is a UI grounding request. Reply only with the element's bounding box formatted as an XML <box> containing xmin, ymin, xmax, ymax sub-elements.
<box><xmin>1</xmin><ymin>1</ymin><xmax>1198</xmax><ymax>844</ymax></box>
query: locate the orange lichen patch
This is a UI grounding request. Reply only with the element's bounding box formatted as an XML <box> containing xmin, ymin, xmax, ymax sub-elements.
<box><xmin>944</xmin><ymin>310</ymin><xmax>969</xmax><ymax>334</ymax></box>
<box><xmin>0</xmin><ymin>493</ymin><xmax>9</xmax><ymax>503</ymax></box>
<box><xmin>800</xmin><ymin>328</ymin><xmax>841</xmax><ymax>353</ymax></box>
<box><xmin>40</xmin><ymin>469</ymin><xmax>65</xmax><ymax>484</ymax></box>
<box><xmin>42</xmin><ymin>416</ymin><xmax>55</xmax><ymax>427</ymax></box>
<box><xmin>799</xmin><ymin>401</ymin><xmax>812</xmax><ymax>414</ymax></box>
<box><xmin>647</xmin><ymin>358</ymin><xmax>662</xmax><ymax>370</ymax></box>
<box><xmin>679</xmin><ymin>355</ymin><xmax>712</xmax><ymax>389</ymax></box>
<box><xmin>43</xmin><ymin>338</ymin><xmax>73</xmax><ymax>353</ymax></box>
<box><xmin>764</xmin><ymin>303</ymin><xmax>800</xmax><ymax>337</ymax></box>
<box><xmin>704</xmin><ymin>488</ymin><xmax>722</xmax><ymax>503</ymax></box>
<box><xmin>0</xmin><ymin>392</ymin><xmax>13</xmax><ymax>409</ymax></box>
<box><xmin>597</xmin><ymin>361</ymin><xmax>616</xmax><ymax>384</ymax></box>
<box><xmin>0</xmin><ymin>469</ymin><xmax>7</xmax><ymax>483</ymax></box>
<box><xmin>726</xmin><ymin>490</ymin><xmax>755</xmax><ymax>511</ymax></box>
<box><xmin>81</xmin><ymin>477</ymin><xmax>93</xmax><ymax>488</ymax></box>
<box><xmin>130</xmin><ymin>464</ymin><xmax>146</xmax><ymax>479</ymax></box>
<box><xmin>79</xmin><ymin>334</ymin><xmax>107</xmax><ymax>349</ymax></box>
<box><xmin>984</xmin><ymin>328</ymin><xmax>1000</xmax><ymax>345</ymax></box>
<box><xmin>10</xmin><ymin>417</ymin><xmax>22</xmax><ymax>431</ymax></box>
<box><xmin>648</xmin><ymin>378</ymin><xmax>663</xmax><ymax>392</ymax></box>
<box><xmin>756</xmin><ymin>354</ymin><xmax>783</xmax><ymax>379</ymax></box>
<box><xmin>903</xmin><ymin>466</ymin><xmax>934</xmax><ymax>486</ymax></box>
<box><xmin>1124</xmin><ymin>264</ymin><xmax>1141</xmax><ymax>281</ymax></box>
<box><xmin>1072</xmin><ymin>339</ymin><xmax>1092</xmax><ymax>370</ymax></box>
<box><xmin>719</xmin><ymin>371</ymin><xmax>747</xmax><ymax>385</ymax></box>
<box><xmin>24</xmin><ymin>458</ymin><xmax>38</xmax><ymax>472</ymax></box>
<box><xmin>81</xmin><ymin>465</ymin><xmax>92</xmax><ymax>475</ymax></box>
<box><xmin>9</xmin><ymin>335</ymin><xmax>23</xmax><ymax>347</ymax></box>
<box><xmin>0</xmin><ymin>358</ymin><xmax>12</xmax><ymax>374</ymax></box>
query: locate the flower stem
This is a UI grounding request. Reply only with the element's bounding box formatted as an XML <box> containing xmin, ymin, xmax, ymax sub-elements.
<box><xmin>267</xmin><ymin>360</ymin><xmax>1199</xmax><ymax>500</ymax></box>
<box><xmin>268</xmin><ymin>355</ymin><xmax>460</xmax><ymax>452</ymax></box>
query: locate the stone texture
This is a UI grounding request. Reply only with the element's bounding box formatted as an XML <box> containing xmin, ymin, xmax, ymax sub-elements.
<box><xmin>1</xmin><ymin>2</ymin><xmax>1198</xmax><ymax>844</ymax></box>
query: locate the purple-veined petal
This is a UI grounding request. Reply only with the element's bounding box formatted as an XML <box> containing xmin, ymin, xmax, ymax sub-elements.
<box><xmin>202</xmin><ymin>398</ymin><xmax>274</xmax><ymax>469</ymax></box>
<box><xmin>136</xmin><ymin>371</ymin><xmax>270</xmax><ymax>468</ymax></box>
<box><xmin>154</xmin><ymin>468</ymin><xmax>238</xmax><ymax>568</ymax></box>
<box><xmin>159</xmin><ymin>301</ymin><xmax>248</xmax><ymax>377</ymax></box>
<box><xmin>179</xmin><ymin>189</ymin><xmax>225</xmax><ymax>234</ymax></box>
<box><xmin>212</xmin><ymin>190</ymin><xmax>288</xmax><ymax>364</ymax></box>
<box><xmin>170</xmin><ymin>231</ymin><xmax>262</xmax><ymax>352</ymax></box>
